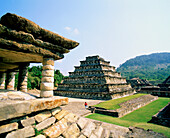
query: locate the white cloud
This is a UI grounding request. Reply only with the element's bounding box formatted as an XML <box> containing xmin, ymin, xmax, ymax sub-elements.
<box><xmin>64</xmin><ymin>26</ymin><xmax>80</xmax><ymax>35</ymax></box>
<box><xmin>64</xmin><ymin>26</ymin><xmax>71</xmax><ymax>31</ymax></box>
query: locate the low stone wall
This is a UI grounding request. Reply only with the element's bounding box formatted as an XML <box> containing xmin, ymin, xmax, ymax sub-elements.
<box><xmin>90</xmin><ymin>95</ymin><xmax>158</xmax><ymax>117</ymax></box>
<box><xmin>149</xmin><ymin>103</ymin><xmax>170</xmax><ymax>127</ymax></box>
<box><xmin>54</xmin><ymin>89</ymin><xmax>135</xmax><ymax>100</ymax></box>
<box><xmin>139</xmin><ymin>90</ymin><xmax>170</xmax><ymax>97</ymax></box>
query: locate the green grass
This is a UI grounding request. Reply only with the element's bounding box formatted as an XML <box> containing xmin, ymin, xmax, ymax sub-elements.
<box><xmin>94</xmin><ymin>93</ymin><xmax>146</xmax><ymax>110</ymax></box>
<box><xmin>86</xmin><ymin>97</ymin><xmax>170</xmax><ymax>137</ymax></box>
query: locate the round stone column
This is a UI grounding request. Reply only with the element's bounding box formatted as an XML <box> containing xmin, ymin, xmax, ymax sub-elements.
<box><xmin>6</xmin><ymin>72</ymin><xmax>16</xmax><ymax>90</ymax></box>
<box><xmin>0</xmin><ymin>73</ymin><xmax>6</xmax><ymax>89</ymax></box>
<box><xmin>40</xmin><ymin>58</ymin><xmax>54</xmax><ymax>97</ymax></box>
<box><xmin>17</xmin><ymin>63</ymin><xmax>29</xmax><ymax>92</ymax></box>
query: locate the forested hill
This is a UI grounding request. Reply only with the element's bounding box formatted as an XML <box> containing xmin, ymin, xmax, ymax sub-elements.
<box><xmin>117</xmin><ymin>52</ymin><xmax>170</xmax><ymax>84</ymax></box>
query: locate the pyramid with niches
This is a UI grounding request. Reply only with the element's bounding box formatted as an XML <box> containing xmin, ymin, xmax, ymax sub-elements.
<box><xmin>55</xmin><ymin>55</ymin><xmax>135</xmax><ymax>99</ymax></box>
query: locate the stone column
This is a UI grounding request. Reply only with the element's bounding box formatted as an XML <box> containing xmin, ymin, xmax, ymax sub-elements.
<box><xmin>40</xmin><ymin>58</ymin><xmax>54</xmax><ymax>97</ymax></box>
<box><xmin>0</xmin><ymin>73</ymin><xmax>6</xmax><ymax>89</ymax></box>
<box><xmin>17</xmin><ymin>63</ymin><xmax>29</xmax><ymax>92</ymax></box>
<box><xmin>6</xmin><ymin>72</ymin><xmax>16</xmax><ymax>90</ymax></box>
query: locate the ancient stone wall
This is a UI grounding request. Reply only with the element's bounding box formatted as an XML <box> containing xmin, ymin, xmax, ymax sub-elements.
<box><xmin>149</xmin><ymin>103</ymin><xmax>170</xmax><ymax>127</ymax></box>
<box><xmin>90</xmin><ymin>95</ymin><xmax>158</xmax><ymax>117</ymax></box>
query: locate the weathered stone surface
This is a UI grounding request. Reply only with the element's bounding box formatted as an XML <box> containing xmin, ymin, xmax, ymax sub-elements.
<box><xmin>62</xmin><ymin>123</ymin><xmax>80</xmax><ymax>138</ymax></box>
<box><xmin>93</xmin><ymin>126</ymin><xmax>103</xmax><ymax>138</ymax></box>
<box><xmin>32</xmin><ymin>134</ymin><xmax>46</xmax><ymax>138</ymax></box>
<box><xmin>101</xmin><ymin>129</ymin><xmax>110</xmax><ymax>138</ymax></box>
<box><xmin>41</xmin><ymin>77</ymin><xmax>54</xmax><ymax>83</ymax></box>
<box><xmin>51</xmin><ymin>107</ymin><xmax>62</xmax><ymax>116</ymax></box>
<box><xmin>0</xmin><ymin>122</ymin><xmax>18</xmax><ymax>134</ymax></box>
<box><xmin>78</xmin><ymin>134</ymin><xmax>86</xmax><ymax>138</ymax></box>
<box><xmin>34</xmin><ymin>111</ymin><xmax>51</xmax><ymax>123</ymax></box>
<box><xmin>55</xmin><ymin>110</ymin><xmax>69</xmax><ymax>120</ymax></box>
<box><xmin>81</xmin><ymin>121</ymin><xmax>96</xmax><ymax>137</ymax></box>
<box><xmin>40</xmin><ymin>90</ymin><xmax>53</xmax><ymax>97</ymax></box>
<box><xmin>36</xmin><ymin>117</ymin><xmax>56</xmax><ymax>131</ymax></box>
<box><xmin>64</xmin><ymin>112</ymin><xmax>79</xmax><ymax>123</ymax></box>
<box><xmin>0</xmin><ymin>13</ymin><xmax>79</xmax><ymax>49</ymax></box>
<box><xmin>6</xmin><ymin>126</ymin><xmax>35</xmax><ymax>138</ymax></box>
<box><xmin>0</xmin><ymin>73</ymin><xmax>5</xmax><ymax>89</ymax></box>
<box><xmin>0</xmin><ymin>96</ymin><xmax>67</xmax><ymax>122</ymax></box>
<box><xmin>89</xmin><ymin>133</ymin><xmax>98</xmax><ymax>138</ymax></box>
<box><xmin>43</xmin><ymin>58</ymin><xmax>55</xmax><ymax>66</ymax></box>
<box><xmin>21</xmin><ymin>117</ymin><xmax>35</xmax><ymax>127</ymax></box>
<box><xmin>77</xmin><ymin>117</ymin><xmax>88</xmax><ymax>130</ymax></box>
<box><xmin>40</xmin><ymin>82</ymin><xmax>54</xmax><ymax>91</ymax></box>
<box><xmin>44</xmin><ymin>118</ymin><xmax>68</xmax><ymax>137</ymax></box>
<box><xmin>42</xmin><ymin>70</ymin><xmax>54</xmax><ymax>77</ymax></box>
<box><xmin>42</xmin><ymin>65</ymin><xmax>54</xmax><ymax>70</ymax></box>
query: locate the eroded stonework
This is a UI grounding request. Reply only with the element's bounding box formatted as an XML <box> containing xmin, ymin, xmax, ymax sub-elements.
<box><xmin>55</xmin><ymin>55</ymin><xmax>135</xmax><ymax>99</ymax></box>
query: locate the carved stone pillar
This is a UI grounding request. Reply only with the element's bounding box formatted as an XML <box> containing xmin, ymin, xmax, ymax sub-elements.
<box><xmin>17</xmin><ymin>63</ymin><xmax>29</xmax><ymax>92</ymax></box>
<box><xmin>6</xmin><ymin>72</ymin><xmax>16</xmax><ymax>90</ymax></box>
<box><xmin>40</xmin><ymin>58</ymin><xmax>54</xmax><ymax>97</ymax></box>
<box><xmin>0</xmin><ymin>73</ymin><xmax>6</xmax><ymax>89</ymax></box>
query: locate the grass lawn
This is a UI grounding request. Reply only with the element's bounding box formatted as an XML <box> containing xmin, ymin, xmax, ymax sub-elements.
<box><xmin>94</xmin><ymin>93</ymin><xmax>146</xmax><ymax>110</ymax></box>
<box><xmin>86</xmin><ymin>97</ymin><xmax>170</xmax><ymax>137</ymax></box>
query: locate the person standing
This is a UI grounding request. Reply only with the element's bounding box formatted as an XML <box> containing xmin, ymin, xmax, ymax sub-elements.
<box><xmin>84</xmin><ymin>102</ymin><xmax>88</xmax><ymax>109</ymax></box>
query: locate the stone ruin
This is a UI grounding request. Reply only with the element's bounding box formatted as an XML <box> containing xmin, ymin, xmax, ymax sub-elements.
<box><xmin>0</xmin><ymin>13</ymin><xmax>79</xmax><ymax>97</ymax></box>
<box><xmin>149</xmin><ymin>103</ymin><xmax>170</xmax><ymax>127</ymax></box>
<box><xmin>140</xmin><ymin>76</ymin><xmax>170</xmax><ymax>97</ymax></box>
<box><xmin>90</xmin><ymin>94</ymin><xmax>158</xmax><ymax>118</ymax></box>
<box><xmin>55</xmin><ymin>55</ymin><xmax>135</xmax><ymax>99</ymax></box>
<box><xmin>0</xmin><ymin>13</ymin><xmax>167</xmax><ymax>138</ymax></box>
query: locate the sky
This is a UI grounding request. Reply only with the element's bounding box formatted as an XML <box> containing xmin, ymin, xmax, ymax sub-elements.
<box><xmin>1</xmin><ymin>0</ymin><xmax>170</xmax><ymax>75</ymax></box>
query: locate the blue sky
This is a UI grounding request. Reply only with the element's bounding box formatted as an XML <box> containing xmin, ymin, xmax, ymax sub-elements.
<box><xmin>1</xmin><ymin>0</ymin><xmax>170</xmax><ymax>75</ymax></box>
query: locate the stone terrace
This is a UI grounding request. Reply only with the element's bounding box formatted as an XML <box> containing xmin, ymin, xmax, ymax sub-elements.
<box><xmin>90</xmin><ymin>94</ymin><xmax>158</xmax><ymax>117</ymax></box>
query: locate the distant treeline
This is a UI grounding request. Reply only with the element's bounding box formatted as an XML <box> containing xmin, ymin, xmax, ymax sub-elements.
<box><xmin>15</xmin><ymin>66</ymin><xmax>64</xmax><ymax>90</ymax></box>
<box><xmin>117</xmin><ymin>52</ymin><xmax>170</xmax><ymax>84</ymax></box>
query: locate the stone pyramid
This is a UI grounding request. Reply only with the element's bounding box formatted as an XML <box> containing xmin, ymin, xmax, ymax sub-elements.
<box><xmin>55</xmin><ymin>55</ymin><xmax>135</xmax><ymax>99</ymax></box>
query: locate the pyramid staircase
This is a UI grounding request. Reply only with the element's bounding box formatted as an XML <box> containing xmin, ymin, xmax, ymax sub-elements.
<box><xmin>55</xmin><ymin>55</ymin><xmax>135</xmax><ymax>99</ymax></box>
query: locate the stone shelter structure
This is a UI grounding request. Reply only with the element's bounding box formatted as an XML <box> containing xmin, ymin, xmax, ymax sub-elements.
<box><xmin>55</xmin><ymin>55</ymin><xmax>135</xmax><ymax>99</ymax></box>
<box><xmin>0</xmin><ymin>13</ymin><xmax>79</xmax><ymax>97</ymax></box>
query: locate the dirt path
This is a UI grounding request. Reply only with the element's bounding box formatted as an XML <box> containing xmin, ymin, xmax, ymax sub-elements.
<box><xmin>60</xmin><ymin>96</ymin><xmax>104</xmax><ymax>116</ymax></box>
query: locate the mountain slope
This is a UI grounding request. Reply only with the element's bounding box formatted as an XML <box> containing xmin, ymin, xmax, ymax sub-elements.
<box><xmin>117</xmin><ymin>52</ymin><xmax>170</xmax><ymax>84</ymax></box>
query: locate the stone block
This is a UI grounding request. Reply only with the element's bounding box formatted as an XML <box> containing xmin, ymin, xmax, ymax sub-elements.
<box><xmin>35</xmin><ymin>111</ymin><xmax>51</xmax><ymax>123</ymax></box>
<box><xmin>40</xmin><ymin>82</ymin><xmax>54</xmax><ymax>91</ymax></box>
<box><xmin>81</xmin><ymin>121</ymin><xmax>96</xmax><ymax>137</ymax></box>
<box><xmin>43</xmin><ymin>65</ymin><xmax>54</xmax><ymax>70</ymax></box>
<box><xmin>43</xmin><ymin>58</ymin><xmax>54</xmax><ymax>66</ymax></box>
<box><xmin>78</xmin><ymin>134</ymin><xmax>86</xmax><ymax>138</ymax></box>
<box><xmin>51</xmin><ymin>107</ymin><xmax>61</xmax><ymax>116</ymax></box>
<box><xmin>64</xmin><ymin>112</ymin><xmax>79</xmax><ymax>123</ymax></box>
<box><xmin>40</xmin><ymin>90</ymin><xmax>53</xmax><ymax>97</ymax></box>
<box><xmin>93</xmin><ymin>126</ymin><xmax>103</xmax><ymax>137</ymax></box>
<box><xmin>0</xmin><ymin>97</ymin><xmax>68</xmax><ymax>121</ymax></box>
<box><xmin>55</xmin><ymin>110</ymin><xmax>69</xmax><ymax>120</ymax></box>
<box><xmin>42</xmin><ymin>70</ymin><xmax>54</xmax><ymax>77</ymax></box>
<box><xmin>89</xmin><ymin>133</ymin><xmax>98</xmax><ymax>138</ymax></box>
<box><xmin>21</xmin><ymin>117</ymin><xmax>35</xmax><ymax>127</ymax></box>
<box><xmin>62</xmin><ymin>123</ymin><xmax>80</xmax><ymax>138</ymax></box>
<box><xmin>32</xmin><ymin>134</ymin><xmax>46</xmax><ymax>138</ymax></box>
<box><xmin>0</xmin><ymin>122</ymin><xmax>18</xmax><ymax>134</ymax></box>
<box><xmin>44</xmin><ymin>118</ymin><xmax>68</xmax><ymax>137</ymax></box>
<box><xmin>41</xmin><ymin>77</ymin><xmax>54</xmax><ymax>83</ymax></box>
<box><xmin>77</xmin><ymin>117</ymin><xmax>88</xmax><ymax>130</ymax></box>
<box><xmin>101</xmin><ymin>129</ymin><xmax>110</xmax><ymax>138</ymax></box>
<box><xmin>36</xmin><ymin>117</ymin><xmax>56</xmax><ymax>131</ymax></box>
<box><xmin>6</xmin><ymin>126</ymin><xmax>35</xmax><ymax>138</ymax></box>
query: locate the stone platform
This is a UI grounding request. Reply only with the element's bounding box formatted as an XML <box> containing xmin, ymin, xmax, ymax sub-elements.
<box><xmin>0</xmin><ymin>90</ymin><xmax>68</xmax><ymax>121</ymax></box>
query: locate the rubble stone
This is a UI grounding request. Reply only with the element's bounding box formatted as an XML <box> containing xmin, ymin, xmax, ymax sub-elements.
<box><xmin>0</xmin><ymin>122</ymin><xmax>18</xmax><ymax>134</ymax></box>
<box><xmin>34</xmin><ymin>111</ymin><xmax>51</xmax><ymax>123</ymax></box>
